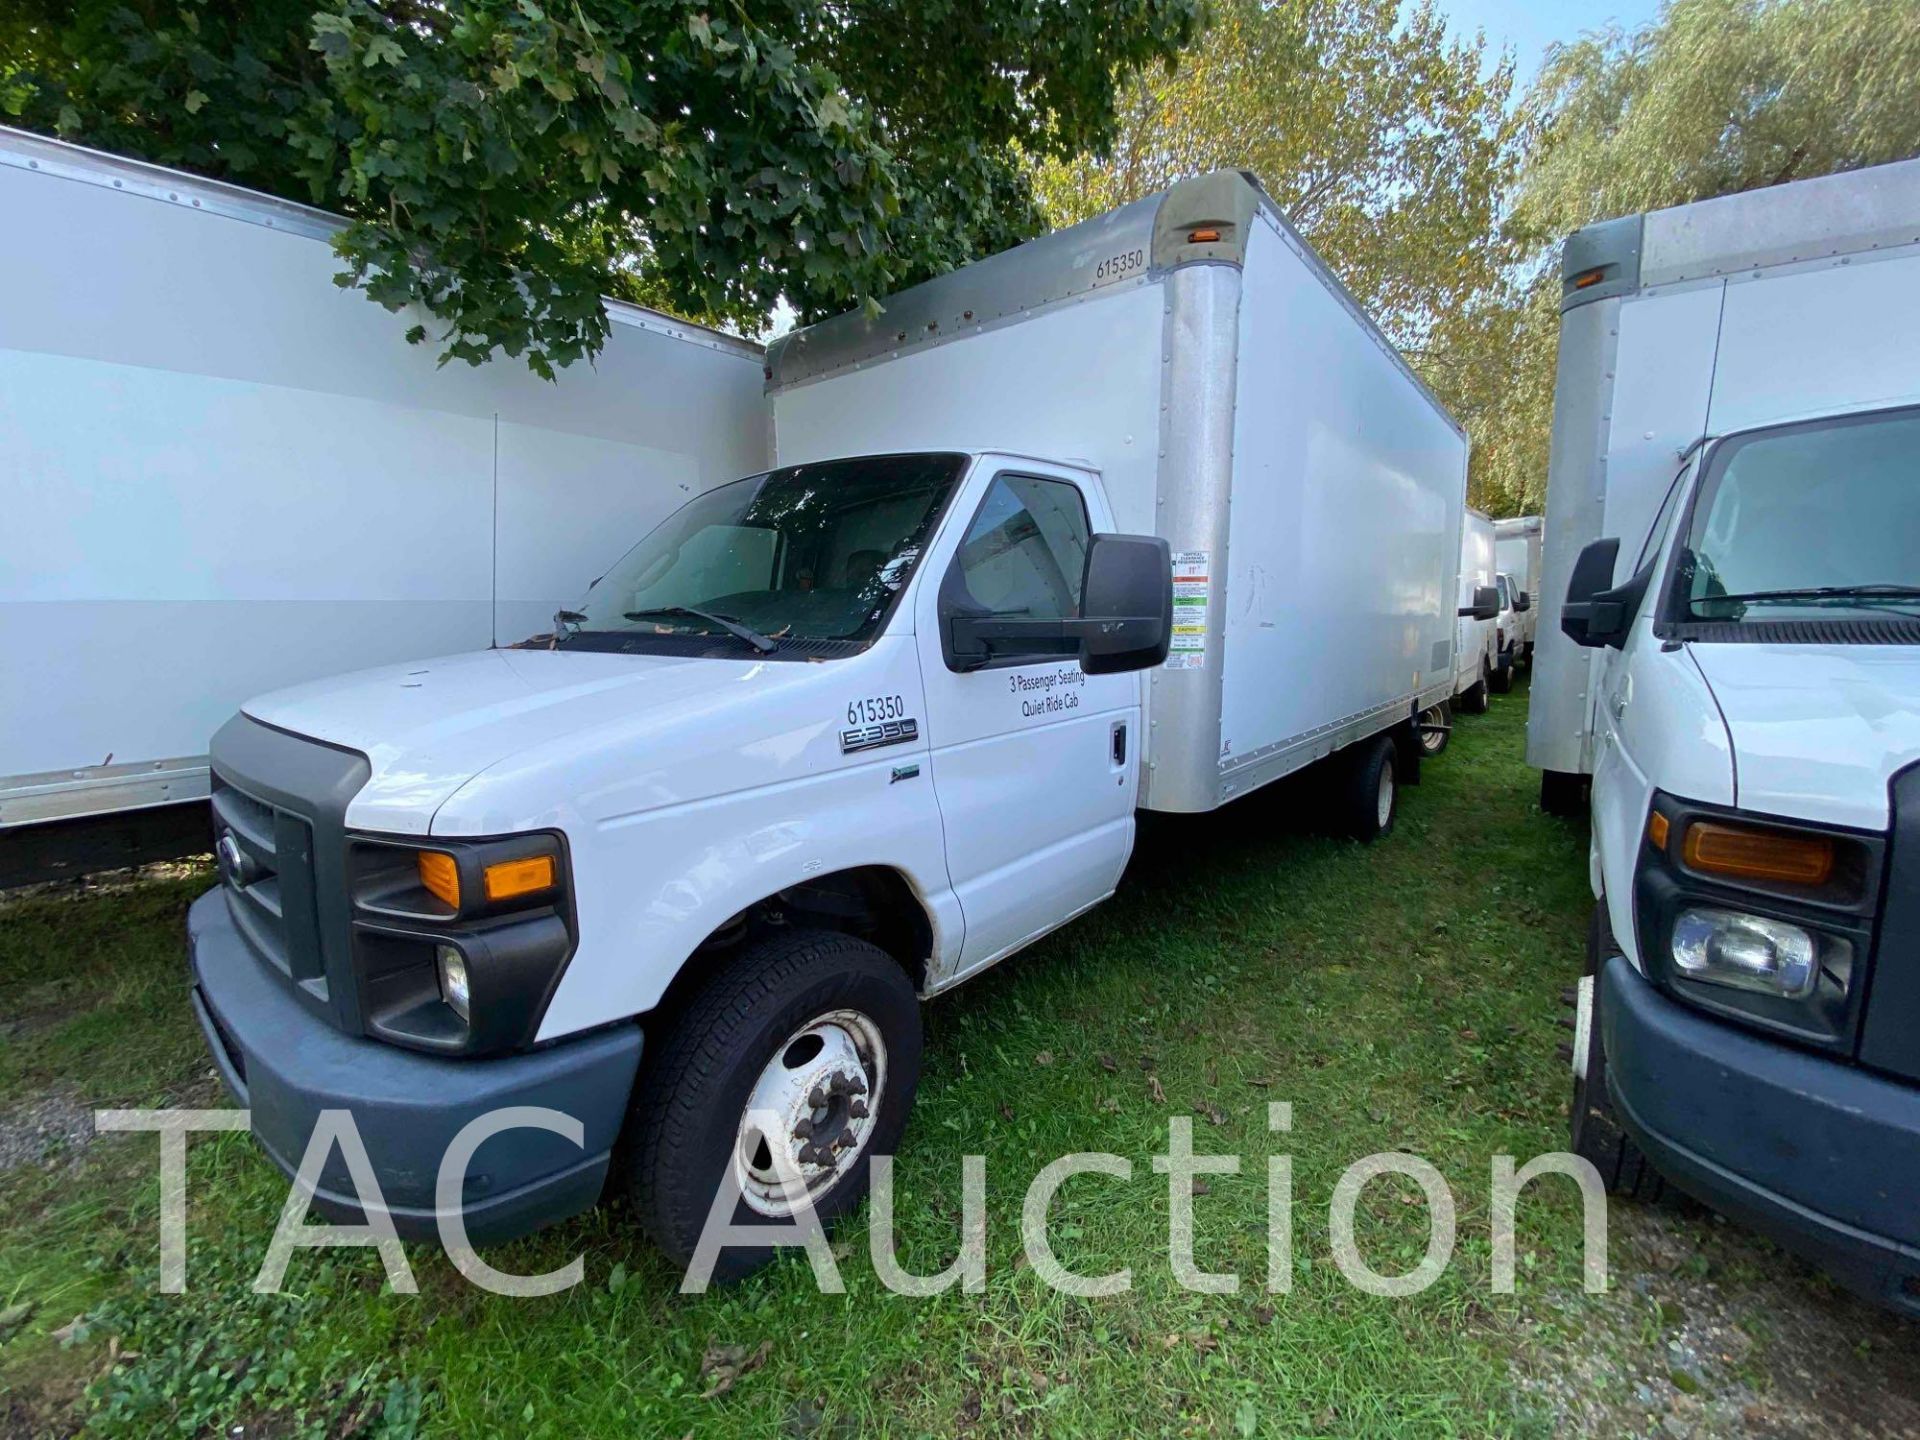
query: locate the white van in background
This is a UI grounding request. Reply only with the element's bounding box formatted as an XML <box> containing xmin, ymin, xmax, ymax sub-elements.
<box><xmin>1496</xmin><ymin>515</ymin><xmax>1543</xmax><ymax>660</ymax></box>
<box><xmin>1530</xmin><ymin>157</ymin><xmax>1920</xmax><ymax>1312</ymax></box>
<box><xmin>1451</xmin><ymin>508</ymin><xmax>1500</xmax><ymax>715</ymax></box>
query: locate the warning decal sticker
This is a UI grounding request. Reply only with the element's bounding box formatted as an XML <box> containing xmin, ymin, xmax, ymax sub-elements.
<box><xmin>1164</xmin><ymin>550</ymin><xmax>1209</xmax><ymax>670</ymax></box>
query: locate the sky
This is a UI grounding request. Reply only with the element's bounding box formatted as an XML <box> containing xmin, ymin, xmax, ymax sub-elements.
<box><xmin>1435</xmin><ymin>0</ymin><xmax>1665</xmax><ymax>81</ymax></box>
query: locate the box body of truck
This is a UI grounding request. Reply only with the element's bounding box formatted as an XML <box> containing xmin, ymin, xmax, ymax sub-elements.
<box><xmin>0</xmin><ymin>126</ymin><xmax>768</xmax><ymax>868</ymax></box>
<box><xmin>767</xmin><ymin>170</ymin><xmax>1467</xmax><ymax>815</ymax></box>
<box><xmin>1534</xmin><ymin>157</ymin><xmax>1920</xmax><ymax>1310</ymax></box>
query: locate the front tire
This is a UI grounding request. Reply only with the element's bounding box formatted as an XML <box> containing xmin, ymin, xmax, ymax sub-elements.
<box><xmin>1489</xmin><ymin>653</ymin><xmax>1514</xmax><ymax>694</ymax></box>
<box><xmin>1417</xmin><ymin>701</ymin><xmax>1452</xmax><ymax>757</ymax></box>
<box><xmin>1459</xmin><ymin>668</ymin><xmax>1490</xmax><ymax>715</ymax></box>
<box><xmin>627</xmin><ymin>928</ymin><xmax>922</xmax><ymax>1280</ymax></box>
<box><xmin>1568</xmin><ymin>901</ymin><xmax>1664</xmax><ymax>1200</ymax></box>
<box><xmin>1539</xmin><ymin>769</ymin><xmax>1588</xmax><ymax>817</ymax></box>
<box><xmin>1337</xmin><ymin>735</ymin><xmax>1399</xmax><ymax>843</ymax></box>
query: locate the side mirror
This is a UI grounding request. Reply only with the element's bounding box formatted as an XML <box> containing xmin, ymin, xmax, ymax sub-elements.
<box><xmin>1514</xmin><ymin>590</ymin><xmax>1532</xmax><ymax>613</ymax></box>
<box><xmin>942</xmin><ymin>532</ymin><xmax>1171</xmax><ymax>674</ymax></box>
<box><xmin>1560</xmin><ymin>538</ymin><xmax>1646</xmax><ymax>649</ymax></box>
<box><xmin>1458</xmin><ymin>585</ymin><xmax>1499</xmax><ymax>621</ymax></box>
<box><xmin>1079</xmin><ymin>533</ymin><xmax>1173</xmax><ymax>675</ymax></box>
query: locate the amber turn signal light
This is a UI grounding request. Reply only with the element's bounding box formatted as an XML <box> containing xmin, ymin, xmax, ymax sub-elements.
<box><xmin>417</xmin><ymin>850</ymin><xmax>461</xmax><ymax>909</ymax></box>
<box><xmin>1681</xmin><ymin>821</ymin><xmax>1833</xmax><ymax>886</ymax></box>
<box><xmin>1646</xmin><ymin>811</ymin><xmax>1670</xmax><ymax>850</ymax></box>
<box><xmin>484</xmin><ymin>854</ymin><xmax>557</xmax><ymax>903</ymax></box>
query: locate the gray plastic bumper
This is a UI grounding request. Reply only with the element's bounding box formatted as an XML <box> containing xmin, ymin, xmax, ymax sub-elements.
<box><xmin>1601</xmin><ymin>955</ymin><xmax>1920</xmax><ymax>1311</ymax></box>
<box><xmin>188</xmin><ymin>888</ymin><xmax>641</xmax><ymax>1244</ymax></box>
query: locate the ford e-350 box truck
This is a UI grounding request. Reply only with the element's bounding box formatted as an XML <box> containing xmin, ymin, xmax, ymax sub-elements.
<box><xmin>188</xmin><ymin>170</ymin><xmax>1471</xmax><ymax>1268</ymax></box>
<box><xmin>1528</xmin><ymin>156</ymin><xmax>1920</xmax><ymax>1310</ymax></box>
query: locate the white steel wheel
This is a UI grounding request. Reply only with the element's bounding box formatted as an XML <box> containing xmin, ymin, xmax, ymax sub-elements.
<box><xmin>1375</xmin><ymin>759</ymin><xmax>1396</xmax><ymax>830</ymax></box>
<box><xmin>735</xmin><ymin>1009</ymin><xmax>887</xmax><ymax>1218</ymax></box>
<box><xmin>627</xmin><ymin>928</ymin><xmax>923</xmax><ymax>1280</ymax></box>
<box><xmin>1417</xmin><ymin>702</ymin><xmax>1451</xmax><ymax>757</ymax></box>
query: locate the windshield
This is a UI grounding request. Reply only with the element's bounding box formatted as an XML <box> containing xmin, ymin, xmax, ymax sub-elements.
<box><xmin>554</xmin><ymin>453</ymin><xmax>967</xmax><ymax>658</ymax></box>
<box><xmin>1678</xmin><ymin>408</ymin><xmax>1920</xmax><ymax>622</ymax></box>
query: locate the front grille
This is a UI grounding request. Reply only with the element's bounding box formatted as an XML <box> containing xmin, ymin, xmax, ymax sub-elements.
<box><xmin>211</xmin><ymin>777</ymin><xmax>328</xmax><ymax>1002</ymax></box>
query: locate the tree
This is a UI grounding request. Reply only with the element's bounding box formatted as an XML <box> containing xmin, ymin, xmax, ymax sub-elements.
<box><xmin>1030</xmin><ymin>0</ymin><xmax>1518</xmax><ymax>361</ymax></box>
<box><xmin>1472</xmin><ymin>0</ymin><xmax>1920</xmax><ymax>515</ymax></box>
<box><xmin>1</xmin><ymin>0</ymin><xmax>1198</xmax><ymax>375</ymax></box>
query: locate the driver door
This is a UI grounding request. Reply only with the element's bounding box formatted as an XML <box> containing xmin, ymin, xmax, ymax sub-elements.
<box><xmin>915</xmin><ymin>462</ymin><xmax>1141</xmax><ymax>983</ymax></box>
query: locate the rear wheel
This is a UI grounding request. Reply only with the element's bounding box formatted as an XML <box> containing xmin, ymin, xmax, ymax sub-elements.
<box><xmin>627</xmin><ymin>928</ymin><xmax>922</xmax><ymax>1280</ymax></box>
<box><xmin>1335</xmin><ymin>735</ymin><xmax>1398</xmax><ymax>843</ymax></box>
<box><xmin>1567</xmin><ymin>901</ymin><xmax>1665</xmax><ymax>1200</ymax></box>
<box><xmin>1416</xmin><ymin>701</ymin><xmax>1451</xmax><ymax>757</ymax></box>
<box><xmin>1539</xmin><ymin>769</ymin><xmax>1588</xmax><ymax>817</ymax></box>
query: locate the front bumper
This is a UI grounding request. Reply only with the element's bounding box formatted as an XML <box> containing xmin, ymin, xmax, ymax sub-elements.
<box><xmin>188</xmin><ymin>888</ymin><xmax>641</xmax><ymax>1244</ymax></box>
<box><xmin>1601</xmin><ymin>955</ymin><xmax>1920</xmax><ymax>1312</ymax></box>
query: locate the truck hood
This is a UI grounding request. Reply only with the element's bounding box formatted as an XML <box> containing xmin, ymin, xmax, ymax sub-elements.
<box><xmin>242</xmin><ymin>647</ymin><xmax>848</xmax><ymax>836</ymax></box>
<box><xmin>1689</xmin><ymin>645</ymin><xmax>1920</xmax><ymax>831</ymax></box>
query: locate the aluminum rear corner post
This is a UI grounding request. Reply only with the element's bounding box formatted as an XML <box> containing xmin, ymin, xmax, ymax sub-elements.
<box><xmin>1143</xmin><ymin>258</ymin><xmax>1243</xmax><ymax>813</ymax></box>
<box><xmin>1527</xmin><ymin>289</ymin><xmax>1622</xmax><ymax>778</ymax></box>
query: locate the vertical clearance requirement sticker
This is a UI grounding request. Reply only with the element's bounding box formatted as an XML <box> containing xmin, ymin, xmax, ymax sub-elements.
<box><xmin>1165</xmin><ymin>550</ymin><xmax>1210</xmax><ymax>669</ymax></box>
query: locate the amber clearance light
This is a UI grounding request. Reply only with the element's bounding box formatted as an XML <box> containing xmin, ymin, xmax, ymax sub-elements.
<box><xmin>1681</xmin><ymin>820</ymin><xmax>1834</xmax><ymax>886</ymax></box>
<box><xmin>417</xmin><ymin>850</ymin><xmax>461</xmax><ymax>908</ymax></box>
<box><xmin>1187</xmin><ymin>227</ymin><xmax>1223</xmax><ymax>243</ymax></box>
<box><xmin>484</xmin><ymin>854</ymin><xmax>557</xmax><ymax>903</ymax></box>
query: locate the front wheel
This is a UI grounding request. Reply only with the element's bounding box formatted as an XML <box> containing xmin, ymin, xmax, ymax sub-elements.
<box><xmin>627</xmin><ymin>929</ymin><xmax>922</xmax><ymax>1280</ymax></box>
<box><xmin>1336</xmin><ymin>735</ymin><xmax>1399</xmax><ymax>843</ymax></box>
<box><xmin>1539</xmin><ymin>769</ymin><xmax>1588</xmax><ymax>817</ymax></box>
<box><xmin>1568</xmin><ymin>901</ymin><xmax>1664</xmax><ymax>1200</ymax></box>
<box><xmin>1416</xmin><ymin>701</ymin><xmax>1452</xmax><ymax>757</ymax></box>
<box><xmin>1489</xmin><ymin>654</ymin><xmax>1514</xmax><ymax>694</ymax></box>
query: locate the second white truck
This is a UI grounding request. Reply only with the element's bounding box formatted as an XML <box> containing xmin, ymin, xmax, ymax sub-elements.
<box><xmin>185</xmin><ymin>170</ymin><xmax>1472</xmax><ymax>1267</ymax></box>
<box><xmin>1531</xmin><ymin>157</ymin><xmax>1920</xmax><ymax>1311</ymax></box>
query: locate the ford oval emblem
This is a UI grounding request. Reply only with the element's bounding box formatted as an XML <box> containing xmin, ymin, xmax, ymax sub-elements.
<box><xmin>216</xmin><ymin>830</ymin><xmax>247</xmax><ymax>884</ymax></box>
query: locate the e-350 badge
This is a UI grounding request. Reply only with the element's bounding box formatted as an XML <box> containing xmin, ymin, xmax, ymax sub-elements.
<box><xmin>840</xmin><ymin>717</ymin><xmax>919</xmax><ymax>754</ymax></box>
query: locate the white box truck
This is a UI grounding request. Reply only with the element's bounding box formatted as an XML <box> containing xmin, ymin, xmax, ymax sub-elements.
<box><xmin>1451</xmin><ymin>508</ymin><xmax>1500</xmax><ymax>715</ymax></box>
<box><xmin>1529</xmin><ymin>157</ymin><xmax>1920</xmax><ymax>1310</ymax></box>
<box><xmin>0</xmin><ymin>126</ymin><xmax>768</xmax><ymax>883</ymax></box>
<box><xmin>1494</xmin><ymin>515</ymin><xmax>1542</xmax><ymax>659</ymax></box>
<box><xmin>180</xmin><ymin>169</ymin><xmax>1474</xmax><ymax>1266</ymax></box>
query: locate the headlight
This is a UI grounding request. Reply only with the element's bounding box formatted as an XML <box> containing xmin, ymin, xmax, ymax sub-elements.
<box><xmin>1671</xmin><ymin>907</ymin><xmax>1827</xmax><ymax>999</ymax></box>
<box><xmin>437</xmin><ymin>943</ymin><xmax>472</xmax><ymax>1023</ymax></box>
<box><xmin>1637</xmin><ymin>793</ymin><xmax>1882</xmax><ymax>1053</ymax></box>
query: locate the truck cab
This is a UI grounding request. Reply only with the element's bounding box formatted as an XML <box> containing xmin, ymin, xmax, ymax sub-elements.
<box><xmin>192</xmin><ymin>449</ymin><xmax>1171</xmax><ymax>1261</ymax></box>
<box><xmin>1531</xmin><ymin>158</ymin><xmax>1920</xmax><ymax>1310</ymax></box>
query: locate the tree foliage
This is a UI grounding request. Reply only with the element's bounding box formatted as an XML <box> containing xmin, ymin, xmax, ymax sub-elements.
<box><xmin>1469</xmin><ymin>0</ymin><xmax>1920</xmax><ymax>516</ymax></box>
<box><xmin>1</xmin><ymin>0</ymin><xmax>1198</xmax><ymax>375</ymax></box>
<box><xmin>1031</xmin><ymin>0</ymin><xmax>1518</xmax><ymax>365</ymax></box>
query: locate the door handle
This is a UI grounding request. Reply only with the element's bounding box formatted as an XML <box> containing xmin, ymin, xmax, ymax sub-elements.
<box><xmin>1111</xmin><ymin>720</ymin><xmax>1128</xmax><ymax>768</ymax></box>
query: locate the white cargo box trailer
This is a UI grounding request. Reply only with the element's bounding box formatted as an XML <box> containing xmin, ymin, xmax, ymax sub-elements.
<box><xmin>0</xmin><ymin>126</ymin><xmax>769</xmax><ymax>868</ymax></box>
<box><xmin>766</xmin><ymin>169</ymin><xmax>1469</xmax><ymax>814</ymax></box>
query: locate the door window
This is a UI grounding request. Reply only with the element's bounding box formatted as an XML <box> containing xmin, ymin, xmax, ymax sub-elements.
<box><xmin>954</xmin><ymin>474</ymin><xmax>1091</xmax><ymax>625</ymax></box>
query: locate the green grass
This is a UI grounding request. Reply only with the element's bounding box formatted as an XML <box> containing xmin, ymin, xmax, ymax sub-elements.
<box><xmin>1</xmin><ymin>684</ymin><xmax>1609</xmax><ymax>1437</ymax></box>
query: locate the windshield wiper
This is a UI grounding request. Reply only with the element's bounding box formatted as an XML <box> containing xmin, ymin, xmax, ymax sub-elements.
<box><xmin>623</xmin><ymin>606</ymin><xmax>780</xmax><ymax>654</ymax></box>
<box><xmin>1704</xmin><ymin>583</ymin><xmax>1912</xmax><ymax>606</ymax></box>
<box><xmin>1696</xmin><ymin>584</ymin><xmax>1920</xmax><ymax>614</ymax></box>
